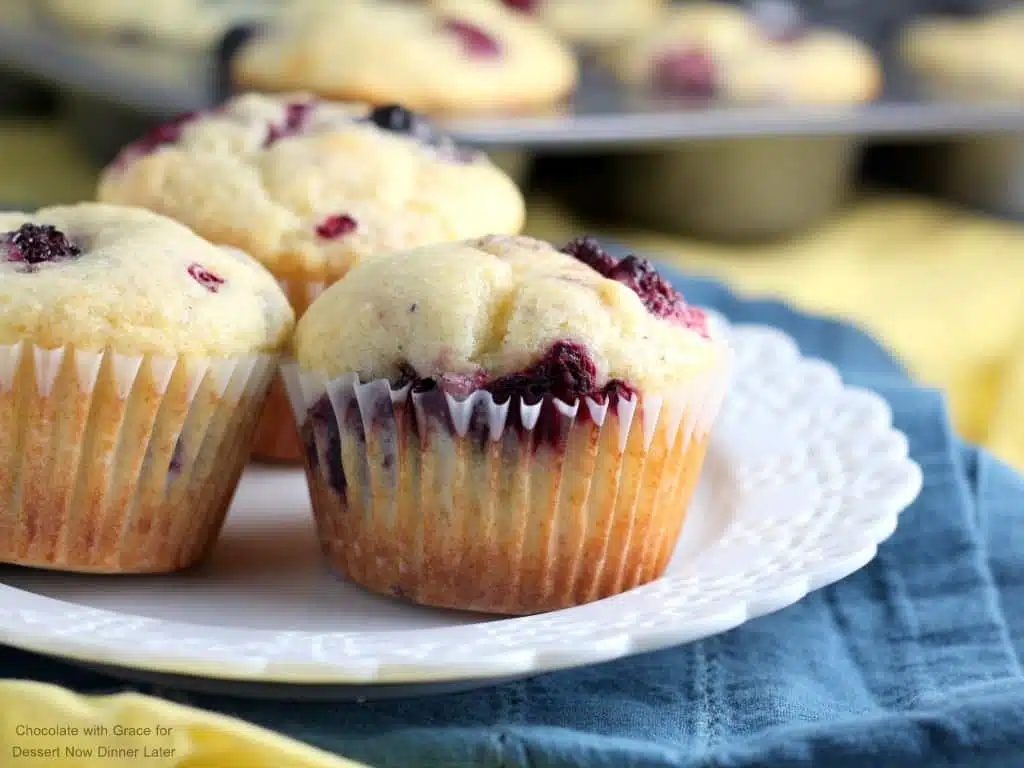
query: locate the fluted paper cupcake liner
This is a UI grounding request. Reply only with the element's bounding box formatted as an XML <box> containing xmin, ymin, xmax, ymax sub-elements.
<box><xmin>282</xmin><ymin>356</ymin><xmax>730</xmax><ymax>615</ymax></box>
<box><xmin>0</xmin><ymin>341</ymin><xmax>277</xmax><ymax>573</ymax></box>
<box><xmin>253</xmin><ymin>275</ymin><xmax>332</xmax><ymax>463</ymax></box>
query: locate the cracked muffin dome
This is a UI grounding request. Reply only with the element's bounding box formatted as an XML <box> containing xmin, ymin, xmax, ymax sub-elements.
<box><xmin>0</xmin><ymin>204</ymin><xmax>294</xmax><ymax>356</ymax></box>
<box><xmin>294</xmin><ymin>234</ymin><xmax>723</xmax><ymax>395</ymax></box>
<box><xmin>232</xmin><ymin>0</ymin><xmax>578</xmax><ymax>114</ymax></box>
<box><xmin>96</xmin><ymin>93</ymin><xmax>526</xmax><ymax>281</ymax></box>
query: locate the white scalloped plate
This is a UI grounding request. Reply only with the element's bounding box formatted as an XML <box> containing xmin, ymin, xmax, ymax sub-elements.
<box><xmin>0</xmin><ymin>316</ymin><xmax>922</xmax><ymax>700</ymax></box>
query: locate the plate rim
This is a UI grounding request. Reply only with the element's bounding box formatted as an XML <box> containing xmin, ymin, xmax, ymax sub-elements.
<box><xmin>0</xmin><ymin>315</ymin><xmax>924</xmax><ymax>686</ymax></box>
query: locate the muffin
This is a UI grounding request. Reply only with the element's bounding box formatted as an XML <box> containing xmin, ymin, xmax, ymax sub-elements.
<box><xmin>96</xmin><ymin>92</ymin><xmax>525</xmax><ymax>462</ymax></box>
<box><xmin>900</xmin><ymin>7</ymin><xmax>1024</xmax><ymax>101</ymax></box>
<box><xmin>607</xmin><ymin>1</ymin><xmax>881</xmax><ymax>105</ymax></box>
<box><xmin>0</xmin><ymin>204</ymin><xmax>293</xmax><ymax>573</ymax></box>
<box><xmin>494</xmin><ymin>0</ymin><xmax>667</xmax><ymax>50</ymax></box>
<box><xmin>282</xmin><ymin>235</ymin><xmax>730</xmax><ymax>615</ymax></box>
<box><xmin>232</xmin><ymin>0</ymin><xmax>579</xmax><ymax>115</ymax></box>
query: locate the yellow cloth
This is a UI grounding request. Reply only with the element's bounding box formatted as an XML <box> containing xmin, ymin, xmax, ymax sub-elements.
<box><xmin>0</xmin><ymin>681</ymin><xmax>367</xmax><ymax>767</ymax></box>
<box><xmin>524</xmin><ymin>195</ymin><xmax>1024</xmax><ymax>469</ymax></box>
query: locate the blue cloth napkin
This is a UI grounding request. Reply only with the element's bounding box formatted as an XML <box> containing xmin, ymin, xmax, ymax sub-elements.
<box><xmin>5</xmin><ymin>271</ymin><xmax>1024</xmax><ymax>768</ymax></box>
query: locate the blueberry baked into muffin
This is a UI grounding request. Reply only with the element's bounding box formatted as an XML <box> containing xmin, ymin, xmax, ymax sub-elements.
<box><xmin>97</xmin><ymin>92</ymin><xmax>525</xmax><ymax>462</ymax></box>
<box><xmin>232</xmin><ymin>0</ymin><xmax>578</xmax><ymax>114</ymax></box>
<box><xmin>283</xmin><ymin>235</ymin><xmax>729</xmax><ymax>615</ymax></box>
<box><xmin>900</xmin><ymin>6</ymin><xmax>1024</xmax><ymax>101</ymax></box>
<box><xmin>608</xmin><ymin>1</ymin><xmax>880</xmax><ymax>105</ymax></box>
<box><xmin>0</xmin><ymin>204</ymin><xmax>293</xmax><ymax>573</ymax></box>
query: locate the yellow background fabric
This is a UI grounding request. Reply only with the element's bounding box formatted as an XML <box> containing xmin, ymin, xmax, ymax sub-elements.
<box><xmin>2</xmin><ymin>118</ymin><xmax>1023</xmax><ymax>762</ymax></box>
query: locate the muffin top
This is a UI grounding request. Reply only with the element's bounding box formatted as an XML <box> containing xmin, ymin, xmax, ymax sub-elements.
<box><xmin>97</xmin><ymin>93</ymin><xmax>526</xmax><ymax>280</ymax></box>
<box><xmin>232</xmin><ymin>0</ymin><xmax>578</xmax><ymax>114</ymax></box>
<box><xmin>295</xmin><ymin>235</ymin><xmax>724</xmax><ymax>400</ymax></box>
<box><xmin>495</xmin><ymin>0</ymin><xmax>666</xmax><ymax>47</ymax></box>
<box><xmin>900</xmin><ymin>7</ymin><xmax>1024</xmax><ymax>99</ymax></box>
<box><xmin>0</xmin><ymin>204</ymin><xmax>294</xmax><ymax>357</ymax></box>
<box><xmin>608</xmin><ymin>1</ymin><xmax>880</xmax><ymax>105</ymax></box>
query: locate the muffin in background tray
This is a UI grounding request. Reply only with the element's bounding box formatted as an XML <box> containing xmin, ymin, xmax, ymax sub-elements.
<box><xmin>900</xmin><ymin>6</ymin><xmax>1024</xmax><ymax>101</ymax></box>
<box><xmin>282</xmin><ymin>235</ymin><xmax>730</xmax><ymax>615</ymax></box>
<box><xmin>96</xmin><ymin>93</ymin><xmax>526</xmax><ymax>462</ymax></box>
<box><xmin>607</xmin><ymin>1</ymin><xmax>881</xmax><ymax>105</ymax></box>
<box><xmin>232</xmin><ymin>0</ymin><xmax>578</xmax><ymax>114</ymax></box>
<box><xmin>0</xmin><ymin>203</ymin><xmax>293</xmax><ymax>573</ymax></box>
<box><xmin>490</xmin><ymin>0</ymin><xmax>667</xmax><ymax>50</ymax></box>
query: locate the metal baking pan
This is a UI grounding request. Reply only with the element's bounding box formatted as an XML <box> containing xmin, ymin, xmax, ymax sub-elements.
<box><xmin>3</xmin><ymin>3</ymin><xmax>1024</xmax><ymax>239</ymax></box>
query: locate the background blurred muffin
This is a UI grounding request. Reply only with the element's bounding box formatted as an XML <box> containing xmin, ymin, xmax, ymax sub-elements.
<box><xmin>96</xmin><ymin>93</ymin><xmax>526</xmax><ymax>462</ymax></box>
<box><xmin>284</xmin><ymin>234</ymin><xmax>729</xmax><ymax>615</ymax></box>
<box><xmin>607</xmin><ymin>0</ymin><xmax>880</xmax><ymax>105</ymax></box>
<box><xmin>0</xmin><ymin>203</ymin><xmax>293</xmax><ymax>573</ymax></box>
<box><xmin>900</xmin><ymin>6</ymin><xmax>1024</xmax><ymax>101</ymax></box>
<box><xmin>232</xmin><ymin>0</ymin><xmax>579</xmax><ymax>115</ymax></box>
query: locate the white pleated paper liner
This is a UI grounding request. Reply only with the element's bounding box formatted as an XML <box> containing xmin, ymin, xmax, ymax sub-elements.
<box><xmin>0</xmin><ymin>341</ymin><xmax>277</xmax><ymax>573</ymax></box>
<box><xmin>280</xmin><ymin>353</ymin><xmax>730</xmax><ymax>615</ymax></box>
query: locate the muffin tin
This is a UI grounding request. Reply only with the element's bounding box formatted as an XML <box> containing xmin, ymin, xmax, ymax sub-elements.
<box><xmin>0</xmin><ymin>1</ymin><xmax>1022</xmax><ymax>237</ymax></box>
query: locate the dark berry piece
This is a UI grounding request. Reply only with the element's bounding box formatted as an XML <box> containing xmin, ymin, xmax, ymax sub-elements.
<box><xmin>602</xmin><ymin>379</ymin><xmax>638</xmax><ymax>405</ymax></box>
<box><xmin>305</xmin><ymin>394</ymin><xmax>346</xmax><ymax>497</ymax></box>
<box><xmin>315</xmin><ymin>214</ymin><xmax>358</xmax><ymax>240</ymax></box>
<box><xmin>652</xmin><ymin>47</ymin><xmax>719</xmax><ymax>100</ymax></box>
<box><xmin>367</xmin><ymin>104</ymin><xmax>419</xmax><ymax>134</ymax></box>
<box><xmin>560</xmin><ymin>237</ymin><xmax>707</xmax><ymax>333</ymax></box>
<box><xmin>442</xmin><ymin>18</ymin><xmax>503</xmax><ymax>58</ymax></box>
<box><xmin>4</xmin><ymin>223</ymin><xmax>81</xmax><ymax>266</ymax></box>
<box><xmin>501</xmin><ymin>0</ymin><xmax>536</xmax><ymax>11</ymax></box>
<box><xmin>168</xmin><ymin>434</ymin><xmax>186</xmax><ymax>476</ymax></box>
<box><xmin>187</xmin><ymin>263</ymin><xmax>225</xmax><ymax>293</ymax></box>
<box><xmin>560</xmin><ymin>236</ymin><xmax>617</xmax><ymax>275</ymax></box>
<box><xmin>264</xmin><ymin>100</ymin><xmax>315</xmax><ymax>147</ymax></box>
<box><xmin>486</xmin><ymin>341</ymin><xmax>598</xmax><ymax>405</ymax></box>
<box><xmin>749</xmin><ymin>0</ymin><xmax>806</xmax><ymax>43</ymax></box>
<box><xmin>392</xmin><ymin>362</ymin><xmax>420</xmax><ymax>390</ymax></box>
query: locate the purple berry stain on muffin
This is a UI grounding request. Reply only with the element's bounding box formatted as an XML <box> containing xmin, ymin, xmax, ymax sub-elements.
<box><xmin>3</xmin><ymin>223</ymin><xmax>81</xmax><ymax>271</ymax></box>
<box><xmin>187</xmin><ymin>263</ymin><xmax>225</xmax><ymax>293</ymax></box>
<box><xmin>561</xmin><ymin>237</ymin><xmax>708</xmax><ymax>335</ymax></box>
<box><xmin>115</xmin><ymin>112</ymin><xmax>199</xmax><ymax>166</ymax></box>
<box><xmin>168</xmin><ymin>434</ymin><xmax>186</xmax><ymax>477</ymax></box>
<box><xmin>651</xmin><ymin>47</ymin><xmax>719</xmax><ymax>100</ymax></box>
<box><xmin>302</xmin><ymin>394</ymin><xmax>347</xmax><ymax>498</ymax></box>
<box><xmin>442</xmin><ymin>18</ymin><xmax>503</xmax><ymax>58</ymax></box>
<box><xmin>316</xmin><ymin>214</ymin><xmax>358</xmax><ymax>240</ymax></box>
<box><xmin>264</xmin><ymin>100</ymin><xmax>315</xmax><ymax>147</ymax></box>
<box><xmin>500</xmin><ymin>0</ymin><xmax>536</xmax><ymax>11</ymax></box>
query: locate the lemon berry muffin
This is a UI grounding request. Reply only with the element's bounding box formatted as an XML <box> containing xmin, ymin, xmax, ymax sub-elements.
<box><xmin>283</xmin><ymin>235</ymin><xmax>729</xmax><ymax>615</ymax></box>
<box><xmin>608</xmin><ymin>1</ymin><xmax>880</xmax><ymax>105</ymax></box>
<box><xmin>0</xmin><ymin>204</ymin><xmax>293</xmax><ymax>574</ymax></box>
<box><xmin>232</xmin><ymin>0</ymin><xmax>578</xmax><ymax>114</ymax></box>
<box><xmin>496</xmin><ymin>0</ymin><xmax>666</xmax><ymax>50</ymax></box>
<box><xmin>900</xmin><ymin>7</ymin><xmax>1024</xmax><ymax>101</ymax></box>
<box><xmin>97</xmin><ymin>92</ymin><xmax>525</xmax><ymax>462</ymax></box>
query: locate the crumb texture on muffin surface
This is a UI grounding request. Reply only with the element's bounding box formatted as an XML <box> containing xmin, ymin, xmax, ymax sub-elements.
<box><xmin>96</xmin><ymin>93</ymin><xmax>526</xmax><ymax>280</ymax></box>
<box><xmin>0</xmin><ymin>203</ymin><xmax>294</xmax><ymax>356</ymax></box>
<box><xmin>294</xmin><ymin>235</ymin><xmax>722</xmax><ymax>395</ymax></box>
<box><xmin>232</xmin><ymin>0</ymin><xmax>578</xmax><ymax>113</ymax></box>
